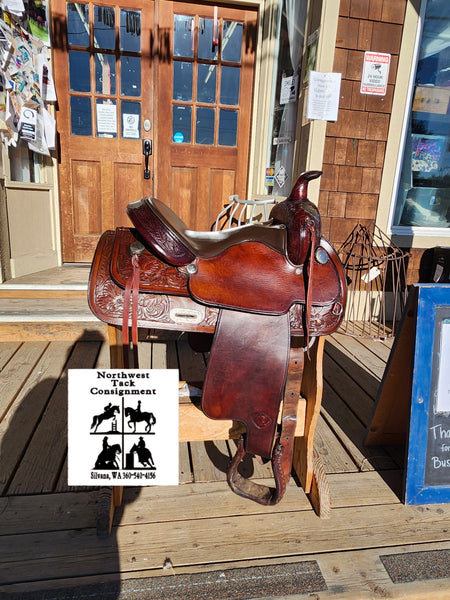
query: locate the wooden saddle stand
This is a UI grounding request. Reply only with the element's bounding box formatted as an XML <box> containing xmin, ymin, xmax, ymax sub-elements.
<box><xmin>88</xmin><ymin>171</ymin><xmax>347</xmax><ymax>536</ymax></box>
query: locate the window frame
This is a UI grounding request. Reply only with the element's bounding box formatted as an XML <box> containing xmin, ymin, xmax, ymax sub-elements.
<box><xmin>388</xmin><ymin>0</ymin><xmax>450</xmax><ymax>241</ymax></box>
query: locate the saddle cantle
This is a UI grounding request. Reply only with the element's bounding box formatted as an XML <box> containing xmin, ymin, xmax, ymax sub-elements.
<box><xmin>88</xmin><ymin>171</ymin><xmax>347</xmax><ymax>505</ymax></box>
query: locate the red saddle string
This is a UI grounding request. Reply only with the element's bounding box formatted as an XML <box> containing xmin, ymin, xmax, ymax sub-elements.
<box><xmin>122</xmin><ymin>252</ymin><xmax>141</xmax><ymax>369</ymax></box>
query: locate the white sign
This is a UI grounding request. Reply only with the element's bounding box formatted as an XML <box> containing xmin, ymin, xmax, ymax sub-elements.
<box><xmin>68</xmin><ymin>369</ymin><xmax>179</xmax><ymax>486</ymax></box>
<box><xmin>306</xmin><ymin>71</ymin><xmax>341</xmax><ymax>122</ymax></box>
<box><xmin>96</xmin><ymin>102</ymin><xmax>117</xmax><ymax>135</ymax></box>
<box><xmin>360</xmin><ymin>51</ymin><xmax>391</xmax><ymax>96</ymax></box>
<box><xmin>280</xmin><ymin>75</ymin><xmax>298</xmax><ymax>105</ymax></box>
<box><xmin>436</xmin><ymin>322</ymin><xmax>450</xmax><ymax>413</ymax></box>
<box><xmin>122</xmin><ymin>113</ymin><xmax>140</xmax><ymax>139</ymax></box>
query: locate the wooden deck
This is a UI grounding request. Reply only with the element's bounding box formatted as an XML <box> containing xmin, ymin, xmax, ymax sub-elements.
<box><xmin>0</xmin><ymin>273</ymin><xmax>449</xmax><ymax>598</ymax></box>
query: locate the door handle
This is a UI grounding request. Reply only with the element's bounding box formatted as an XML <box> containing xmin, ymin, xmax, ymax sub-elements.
<box><xmin>143</xmin><ymin>138</ymin><xmax>152</xmax><ymax>180</ymax></box>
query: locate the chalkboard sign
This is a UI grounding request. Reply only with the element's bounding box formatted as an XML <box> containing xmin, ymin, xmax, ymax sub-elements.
<box><xmin>405</xmin><ymin>284</ymin><xmax>450</xmax><ymax>504</ymax></box>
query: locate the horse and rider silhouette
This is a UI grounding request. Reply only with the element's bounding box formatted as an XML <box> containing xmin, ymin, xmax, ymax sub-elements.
<box><xmin>91</xmin><ymin>403</ymin><xmax>120</xmax><ymax>433</ymax></box>
<box><xmin>130</xmin><ymin>436</ymin><xmax>155</xmax><ymax>468</ymax></box>
<box><xmin>125</xmin><ymin>400</ymin><xmax>156</xmax><ymax>433</ymax></box>
<box><xmin>94</xmin><ymin>436</ymin><xmax>121</xmax><ymax>469</ymax></box>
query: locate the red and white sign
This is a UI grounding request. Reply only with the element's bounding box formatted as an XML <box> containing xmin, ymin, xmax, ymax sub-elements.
<box><xmin>360</xmin><ymin>51</ymin><xmax>391</xmax><ymax>96</ymax></box>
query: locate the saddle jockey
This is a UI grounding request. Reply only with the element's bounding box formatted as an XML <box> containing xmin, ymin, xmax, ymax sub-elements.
<box><xmin>104</xmin><ymin>402</ymin><xmax>112</xmax><ymax>413</ymax></box>
<box><xmin>102</xmin><ymin>436</ymin><xmax>110</xmax><ymax>451</ymax></box>
<box><xmin>137</xmin><ymin>436</ymin><xmax>145</xmax><ymax>450</ymax></box>
<box><xmin>136</xmin><ymin>400</ymin><xmax>142</xmax><ymax>414</ymax></box>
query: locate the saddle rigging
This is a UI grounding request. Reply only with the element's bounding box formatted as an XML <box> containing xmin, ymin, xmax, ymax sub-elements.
<box><xmin>89</xmin><ymin>171</ymin><xmax>347</xmax><ymax>505</ymax></box>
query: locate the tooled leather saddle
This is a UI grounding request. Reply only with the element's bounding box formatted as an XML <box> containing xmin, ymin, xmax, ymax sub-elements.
<box><xmin>88</xmin><ymin>171</ymin><xmax>347</xmax><ymax>505</ymax></box>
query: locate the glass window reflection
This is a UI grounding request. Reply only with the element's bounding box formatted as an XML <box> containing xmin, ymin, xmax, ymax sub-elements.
<box><xmin>197</xmin><ymin>64</ymin><xmax>216</xmax><ymax>103</ymax></box>
<box><xmin>219</xmin><ymin>109</ymin><xmax>237</xmax><ymax>146</ymax></box>
<box><xmin>67</xmin><ymin>3</ymin><xmax>90</xmax><ymax>47</ymax></box>
<box><xmin>95</xmin><ymin>54</ymin><xmax>116</xmax><ymax>94</ymax></box>
<box><xmin>174</xmin><ymin>15</ymin><xmax>194</xmax><ymax>58</ymax></box>
<box><xmin>222</xmin><ymin>21</ymin><xmax>242</xmax><ymax>62</ymax></box>
<box><xmin>196</xmin><ymin>107</ymin><xmax>215</xmax><ymax>144</ymax></box>
<box><xmin>172</xmin><ymin>105</ymin><xmax>191</xmax><ymax>143</ymax></box>
<box><xmin>69</xmin><ymin>50</ymin><xmax>90</xmax><ymax>92</ymax></box>
<box><xmin>94</xmin><ymin>5</ymin><xmax>115</xmax><ymax>50</ymax></box>
<box><xmin>71</xmin><ymin>96</ymin><xmax>92</xmax><ymax>135</ymax></box>
<box><xmin>220</xmin><ymin>66</ymin><xmax>240</xmax><ymax>105</ymax></box>
<box><xmin>120</xmin><ymin>10</ymin><xmax>141</xmax><ymax>52</ymax></box>
<box><xmin>173</xmin><ymin>61</ymin><xmax>193</xmax><ymax>101</ymax></box>
<box><xmin>198</xmin><ymin>18</ymin><xmax>216</xmax><ymax>60</ymax></box>
<box><xmin>121</xmin><ymin>55</ymin><xmax>141</xmax><ymax>96</ymax></box>
<box><xmin>392</xmin><ymin>0</ymin><xmax>450</xmax><ymax>229</ymax></box>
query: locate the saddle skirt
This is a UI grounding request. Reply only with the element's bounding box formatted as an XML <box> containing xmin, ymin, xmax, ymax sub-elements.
<box><xmin>88</xmin><ymin>171</ymin><xmax>347</xmax><ymax>505</ymax></box>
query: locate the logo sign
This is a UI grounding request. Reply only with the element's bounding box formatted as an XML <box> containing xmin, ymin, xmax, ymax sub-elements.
<box><xmin>68</xmin><ymin>369</ymin><xmax>179</xmax><ymax>486</ymax></box>
<box><xmin>360</xmin><ymin>52</ymin><xmax>391</xmax><ymax>96</ymax></box>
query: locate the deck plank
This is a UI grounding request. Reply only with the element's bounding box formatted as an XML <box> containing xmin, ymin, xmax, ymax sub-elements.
<box><xmin>190</xmin><ymin>440</ymin><xmax>230</xmax><ymax>482</ymax></box>
<box><xmin>7</xmin><ymin>341</ymin><xmax>101</xmax><ymax>495</ymax></box>
<box><xmin>0</xmin><ymin>341</ymin><xmax>75</xmax><ymax>495</ymax></box>
<box><xmin>2</xmin><ymin>502</ymin><xmax>449</xmax><ymax>587</ymax></box>
<box><xmin>0</xmin><ymin>341</ymin><xmax>49</xmax><ymax>421</ymax></box>
<box><xmin>314</xmin><ymin>414</ymin><xmax>358</xmax><ymax>474</ymax></box>
<box><xmin>321</xmin><ymin>381</ymin><xmax>398</xmax><ymax>471</ymax></box>
<box><xmin>0</xmin><ymin>470</ymin><xmax>402</xmax><ymax>538</ymax></box>
<box><xmin>0</xmin><ymin>341</ymin><xmax>21</xmax><ymax>369</ymax></box>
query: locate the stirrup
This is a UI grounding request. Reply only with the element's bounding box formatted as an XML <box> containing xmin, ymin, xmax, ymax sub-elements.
<box><xmin>226</xmin><ymin>436</ymin><xmax>287</xmax><ymax>506</ymax></box>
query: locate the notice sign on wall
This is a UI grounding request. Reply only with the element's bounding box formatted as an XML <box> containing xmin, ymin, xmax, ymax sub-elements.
<box><xmin>68</xmin><ymin>369</ymin><xmax>179</xmax><ymax>486</ymax></box>
<box><xmin>360</xmin><ymin>51</ymin><xmax>391</xmax><ymax>96</ymax></box>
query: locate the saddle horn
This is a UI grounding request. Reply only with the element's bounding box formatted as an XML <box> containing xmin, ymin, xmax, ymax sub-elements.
<box><xmin>269</xmin><ymin>170</ymin><xmax>322</xmax><ymax>266</ymax></box>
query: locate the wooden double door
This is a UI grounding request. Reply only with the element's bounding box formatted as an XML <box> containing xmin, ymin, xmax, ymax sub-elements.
<box><xmin>52</xmin><ymin>0</ymin><xmax>258</xmax><ymax>262</ymax></box>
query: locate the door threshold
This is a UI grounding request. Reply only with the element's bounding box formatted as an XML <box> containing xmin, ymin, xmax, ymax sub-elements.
<box><xmin>1</xmin><ymin>264</ymin><xmax>91</xmax><ymax>291</ymax></box>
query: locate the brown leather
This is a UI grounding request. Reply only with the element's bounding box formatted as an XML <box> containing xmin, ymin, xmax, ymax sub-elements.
<box><xmin>88</xmin><ymin>229</ymin><xmax>340</xmax><ymax>337</ymax></box>
<box><xmin>111</xmin><ymin>228</ymin><xmax>188</xmax><ymax>294</ymax></box>
<box><xmin>270</xmin><ymin>170</ymin><xmax>322</xmax><ymax>266</ymax></box>
<box><xmin>187</xmin><ymin>239</ymin><xmax>344</xmax><ymax>326</ymax></box>
<box><xmin>202</xmin><ymin>309</ymin><xmax>290</xmax><ymax>458</ymax></box>
<box><xmin>127</xmin><ymin>196</ymin><xmax>287</xmax><ymax>264</ymax></box>
<box><xmin>226</xmin><ymin>345</ymin><xmax>304</xmax><ymax>505</ymax></box>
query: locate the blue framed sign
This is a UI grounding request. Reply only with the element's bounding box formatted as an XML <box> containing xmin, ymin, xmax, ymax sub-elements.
<box><xmin>405</xmin><ymin>284</ymin><xmax>450</xmax><ymax>504</ymax></box>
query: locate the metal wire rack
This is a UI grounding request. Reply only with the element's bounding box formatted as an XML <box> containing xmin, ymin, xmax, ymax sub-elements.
<box><xmin>337</xmin><ymin>224</ymin><xmax>409</xmax><ymax>340</ymax></box>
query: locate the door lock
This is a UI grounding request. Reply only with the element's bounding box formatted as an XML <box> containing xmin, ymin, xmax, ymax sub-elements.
<box><xmin>143</xmin><ymin>138</ymin><xmax>152</xmax><ymax>180</ymax></box>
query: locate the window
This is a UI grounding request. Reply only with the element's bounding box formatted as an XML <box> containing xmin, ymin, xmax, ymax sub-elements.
<box><xmin>171</xmin><ymin>14</ymin><xmax>243</xmax><ymax>147</ymax></box>
<box><xmin>392</xmin><ymin>0</ymin><xmax>450</xmax><ymax>231</ymax></box>
<box><xmin>8</xmin><ymin>143</ymin><xmax>44</xmax><ymax>183</ymax></box>
<box><xmin>266</xmin><ymin>0</ymin><xmax>307</xmax><ymax>195</ymax></box>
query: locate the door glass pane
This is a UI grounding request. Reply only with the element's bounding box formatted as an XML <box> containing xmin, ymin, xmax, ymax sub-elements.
<box><xmin>173</xmin><ymin>105</ymin><xmax>191</xmax><ymax>143</ymax></box>
<box><xmin>94</xmin><ymin>6</ymin><xmax>116</xmax><ymax>50</ymax></box>
<box><xmin>222</xmin><ymin>21</ymin><xmax>242</xmax><ymax>62</ymax></box>
<box><xmin>121</xmin><ymin>100</ymin><xmax>140</xmax><ymax>139</ymax></box>
<box><xmin>196</xmin><ymin>107</ymin><xmax>214</xmax><ymax>144</ymax></box>
<box><xmin>95</xmin><ymin>54</ymin><xmax>116</xmax><ymax>94</ymax></box>
<box><xmin>173</xmin><ymin>61</ymin><xmax>193</xmax><ymax>101</ymax></box>
<box><xmin>69</xmin><ymin>50</ymin><xmax>90</xmax><ymax>92</ymax></box>
<box><xmin>96</xmin><ymin>99</ymin><xmax>117</xmax><ymax>137</ymax></box>
<box><xmin>120</xmin><ymin>10</ymin><xmax>141</xmax><ymax>52</ymax></box>
<box><xmin>71</xmin><ymin>96</ymin><xmax>92</xmax><ymax>135</ymax></box>
<box><xmin>220</xmin><ymin>66</ymin><xmax>240</xmax><ymax>105</ymax></box>
<box><xmin>174</xmin><ymin>15</ymin><xmax>194</xmax><ymax>58</ymax></box>
<box><xmin>198</xmin><ymin>18</ymin><xmax>216</xmax><ymax>60</ymax></box>
<box><xmin>121</xmin><ymin>56</ymin><xmax>141</xmax><ymax>96</ymax></box>
<box><xmin>219</xmin><ymin>109</ymin><xmax>237</xmax><ymax>146</ymax></box>
<box><xmin>67</xmin><ymin>3</ymin><xmax>90</xmax><ymax>47</ymax></box>
<box><xmin>392</xmin><ymin>1</ymin><xmax>450</xmax><ymax>229</ymax></box>
<box><xmin>197</xmin><ymin>64</ymin><xmax>216</xmax><ymax>103</ymax></box>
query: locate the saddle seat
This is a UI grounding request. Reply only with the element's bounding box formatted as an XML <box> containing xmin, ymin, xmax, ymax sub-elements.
<box><xmin>127</xmin><ymin>196</ymin><xmax>287</xmax><ymax>267</ymax></box>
